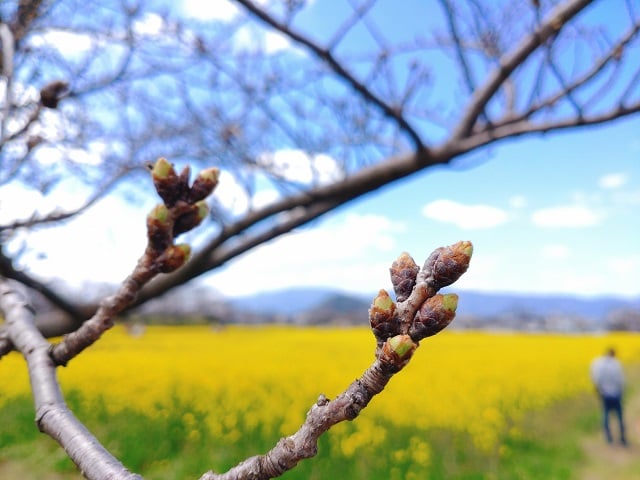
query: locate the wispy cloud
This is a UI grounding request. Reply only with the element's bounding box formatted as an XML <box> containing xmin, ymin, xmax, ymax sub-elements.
<box><xmin>598</xmin><ymin>172</ymin><xmax>628</xmax><ymax>189</ymax></box>
<box><xmin>540</xmin><ymin>244</ymin><xmax>570</xmax><ymax>259</ymax></box>
<box><xmin>257</xmin><ymin>149</ymin><xmax>343</xmax><ymax>185</ymax></box>
<box><xmin>421</xmin><ymin>199</ymin><xmax>508</xmax><ymax>229</ymax></box>
<box><xmin>207</xmin><ymin>213</ymin><xmax>405</xmax><ymax>296</ymax></box>
<box><xmin>531</xmin><ymin>205</ymin><xmax>601</xmax><ymax>228</ymax></box>
<box><xmin>181</xmin><ymin>0</ymin><xmax>242</xmax><ymax>22</ymax></box>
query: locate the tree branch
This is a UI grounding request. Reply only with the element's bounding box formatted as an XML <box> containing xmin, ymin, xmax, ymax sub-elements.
<box><xmin>200</xmin><ymin>242</ymin><xmax>473</xmax><ymax>480</ymax></box>
<box><xmin>0</xmin><ymin>246</ymin><xmax>88</xmax><ymax>322</ymax></box>
<box><xmin>0</xmin><ymin>280</ymin><xmax>142</xmax><ymax>480</ymax></box>
<box><xmin>499</xmin><ymin>18</ymin><xmax>640</xmax><ymax>127</ymax></box>
<box><xmin>454</xmin><ymin>100</ymin><xmax>640</xmax><ymax>154</ymax></box>
<box><xmin>133</xmin><ymin>147</ymin><xmax>442</xmax><ymax>305</ymax></box>
<box><xmin>0</xmin><ymin>170</ymin><xmax>126</xmax><ymax>232</ymax></box>
<box><xmin>233</xmin><ymin>0</ymin><xmax>427</xmax><ymax>151</ymax></box>
<box><xmin>452</xmin><ymin>0</ymin><xmax>595</xmax><ymax>140</ymax></box>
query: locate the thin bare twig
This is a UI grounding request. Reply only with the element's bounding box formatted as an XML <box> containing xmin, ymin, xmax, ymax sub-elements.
<box><xmin>234</xmin><ymin>0</ymin><xmax>427</xmax><ymax>151</ymax></box>
<box><xmin>452</xmin><ymin>0</ymin><xmax>594</xmax><ymax>140</ymax></box>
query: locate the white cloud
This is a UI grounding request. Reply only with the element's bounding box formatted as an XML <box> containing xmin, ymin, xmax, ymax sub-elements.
<box><xmin>132</xmin><ymin>13</ymin><xmax>165</xmax><ymax>36</ymax></box>
<box><xmin>206</xmin><ymin>213</ymin><xmax>405</xmax><ymax>296</ymax></box>
<box><xmin>251</xmin><ymin>189</ymin><xmax>280</xmax><ymax>210</ymax></box>
<box><xmin>0</xmin><ymin>185</ymin><xmax>44</xmax><ymax>224</ymax></box>
<box><xmin>232</xmin><ymin>25</ymin><xmax>292</xmax><ymax>54</ymax></box>
<box><xmin>211</xmin><ymin>170</ymin><xmax>251</xmax><ymax>215</ymax></box>
<box><xmin>541</xmin><ymin>244</ymin><xmax>570</xmax><ymax>259</ymax></box>
<box><xmin>531</xmin><ymin>205</ymin><xmax>601</xmax><ymax>228</ymax></box>
<box><xmin>28</xmin><ymin>29</ymin><xmax>93</xmax><ymax>54</ymax></box>
<box><xmin>606</xmin><ymin>255</ymin><xmax>640</xmax><ymax>275</ymax></box>
<box><xmin>257</xmin><ymin>149</ymin><xmax>343</xmax><ymax>185</ymax></box>
<box><xmin>181</xmin><ymin>0</ymin><xmax>241</xmax><ymax>21</ymax></box>
<box><xmin>598</xmin><ymin>172</ymin><xmax>627</xmax><ymax>189</ymax></box>
<box><xmin>421</xmin><ymin>199</ymin><xmax>508</xmax><ymax>229</ymax></box>
<box><xmin>508</xmin><ymin>195</ymin><xmax>527</xmax><ymax>209</ymax></box>
<box><xmin>11</xmin><ymin>193</ymin><xmax>152</xmax><ymax>288</ymax></box>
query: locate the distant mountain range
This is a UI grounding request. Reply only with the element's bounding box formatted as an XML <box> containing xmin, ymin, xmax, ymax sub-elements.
<box><xmin>228</xmin><ymin>287</ymin><xmax>640</xmax><ymax>329</ymax></box>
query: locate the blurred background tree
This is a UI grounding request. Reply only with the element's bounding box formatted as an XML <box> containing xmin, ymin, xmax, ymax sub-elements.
<box><xmin>1</xmin><ymin>0</ymin><xmax>639</xmax><ymax>337</ymax></box>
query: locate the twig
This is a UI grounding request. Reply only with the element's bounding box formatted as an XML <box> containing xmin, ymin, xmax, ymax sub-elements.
<box><xmin>201</xmin><ymin>242</ymin><xmax>473</xmax><ymax>479</ymax></box>
<box><xmin>50</xmin><ymin>159</ymin><xmax>219</xmax><ymax>365</ymax></box>
<box><xmin>234</xmin><ymin>0</ymin><xmax>427</xmax><ymax>151</ymax></box>
<box><xmin>452</xmin><ymin>0</ymin><xmax>594</xmax><ymax>140</ymax></box>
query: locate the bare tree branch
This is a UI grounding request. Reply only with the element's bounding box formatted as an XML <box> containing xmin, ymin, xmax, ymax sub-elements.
<box><xmin>233</xmin><ymin>0</ymin><xmax>427</xmax><ymax>151</ymax></box>
<box><xmin>452</xmin><ymin>0</ymin><xmax>595</xmax><ymax>139</ymax></box>
<box><xmin>0</xmin><ymin>168</ymin><xmax>126</xmax><ymax>232</ymax></box>
<box><xmin>0</xmin><ymin>245</ymin><xmax>88</xmax><ymax>321</ymax></box>
<box><xmin>133</xmin><ymin>147</ymin><xmax>440</xmax><ymax>306</ymax></box>
<box><xmin>0</xmin><ymin>280</ymin><xmax>142</xmax><ymax>480</ymax></box>
<box><xmin>199</xmin><ymin>242</ymin><xmax>473</xmax><ymax>480</ymax></box>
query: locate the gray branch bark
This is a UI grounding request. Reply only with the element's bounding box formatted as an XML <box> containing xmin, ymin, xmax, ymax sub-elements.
<box><xmin>0</xmin><ymin>280</ymin><xmax>142</xmax><ymax>480</ymax></box>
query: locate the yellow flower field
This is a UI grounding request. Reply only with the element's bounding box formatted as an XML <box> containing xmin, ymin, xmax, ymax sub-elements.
<box><xmin>1</xmin><ymin>326</ymin><xmax>638</xmax><ymax>466</ymax></box>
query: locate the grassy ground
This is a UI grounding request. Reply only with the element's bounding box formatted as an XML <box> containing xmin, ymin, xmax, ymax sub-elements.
<box><xmin>1</xmin><ymin>379</ymin><xmax>637</xmax><ymax>480</ymax></box>
<box><xmin>0</xmin><ymin>338</ymin><xmax>640</xmax><ymax>480</ymax></box>
<box><xmin>576</xmin><ymin>368</ymin><xmax>640</xmax><ymax>480</ymax></box>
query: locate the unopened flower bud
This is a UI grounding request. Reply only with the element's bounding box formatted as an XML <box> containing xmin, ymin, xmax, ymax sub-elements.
<box><xmin>380</xmin><ymin>334</ymin><xmax>417</xmax><ymax>371</ymax></box>
<box><xmin>188</xmin><ymin>167</ymin><xmax>220</xmax><ymax>203</ymax></box>
<box><xmin>409</xmin><ymin>293</ymin><xmax>458</xmax><ymax>341</ymax></box>
<box><xmin>173</xmin><ymin>201</ymin><xmax>209</xmax><ymax>236</ymax></box>
<box><xmin>390</xmin><ymin>252</ymin><xmax>419</xmax><ymax>302</ymax></box>
<box><xmin>146</xmin><ymin>204</ymin><xmax>172</xmax><ymax>251</ymax></box>
<box><xmin>151</xmin><ymin>157</ymin><xmax>175</xmax><ymax>180</ymax></box>
<box><xmin>369</xmin><ymin>289</ymin><xmax>399</xmax><ymax>342</ymax></box>
<box><xmin>151</xmin><ymin>157</ymin><xmax>181</xmax><ymax>206</ymax></box>
<box><xmin>422</xmin><ymin>241</ymin><xmax>473</xmax><ymax>292</ymax></box>
<box><xmin>157</xmin><ymin>244</ymin><xmax>191</xmax><ymax>273</ymax></box>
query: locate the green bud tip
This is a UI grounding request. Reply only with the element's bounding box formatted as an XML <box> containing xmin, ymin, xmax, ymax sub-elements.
<box><xmin>196</xmin><ymin>201</ymin><xmax>209</xmax><ymax>220</ymax></box>
<box><xmin>152</xmin><ymin>157</ymin><xmax>174</xmax><ymax>179</ymax></box>
<box><xmin>374</xmin><ymin>289</ymin><xmax>394</xmax><ymax>311</ymax></box>
<box><xmin>441</xmin><ymin>293</ymin><xmax>459</xmax><ymax>312</ymax></box>
<box><xmin>388</xmin><ymin>334</ymin><xmax>415</xmax><ymax>358</ymax></box>
<box><xmin>175</xmin><ymin>243</ymin><xmax>191</xmax><ymax>261</ymax></box>
<box><xmin>458</xmin><ymin>240</ymin><xmax>473</xmax><ymax>257</ymax></box>
<box><xmin>149</xmin><ymin>204</ymin><xmax>170</xmax><ymax>223</ymax></box>
<box><xmin>199</xmin><ymin>167</ymin><xmax>220</xmax><ymax>183</ymax></box>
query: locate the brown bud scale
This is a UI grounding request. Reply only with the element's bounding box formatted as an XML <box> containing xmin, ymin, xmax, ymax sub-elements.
<box><xmin>409</xmin><ymin>293</ymin><xmax>458</xmax><ymax>341</ymax></box>
<box><xmin>422</xmin><ymin>241</ymin><xmax>472</xmax><ymax>292</ymax></box>
<box><xmin>390</xmin><ymin>252</ymin><xmax>419</xmax><ymax>302</ymax></box>
<box><xmin>369</xmin><ymin>289</ymin><xmax>399</xmax><ymax>342</ymax></box>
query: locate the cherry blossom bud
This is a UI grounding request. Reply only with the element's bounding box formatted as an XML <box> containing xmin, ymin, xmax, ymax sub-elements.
<box><xmin>189</xmin><ymin>167</ymin><xmax>220</xmax><ymax>203</ymax></box>
<box><xmin>409</xmin><ymin>293</ymin><xmax>458</xmax><ymax>341</ymax></box>
<box><xmin>146</xmin><ymin>204</ymin><xmax>172</xmax><ymax>251</ymax></box>
<box><xmin>369</xmin><ymin>289</ymin><xmax>399</xmax><ymax>342</ymax></box>
<box><xmin>422</xmin><ymin>241</ymin><xmax>473</xmax><ymax>292</ymax></box>
<box><xmin>157</xmin><ymin>244</ymin><xmax>191</xmax><ymax>273</ymax></box>
<box><xmin>151</xmin><ymin>157</ymin><xmax>181</xmax><ymax>206</ymax></box>
<box><xmin>173</xmin><ymin>201</ymin><xmax>209</xmax><ymax>236</ymax></box>
<box><xmin>390</xmin><ymin>252</ymin><xmax>419</xmax><ymax>302</ymax></box>
<box><xmin>380</xmin><ymin>334</ymin><xmax>417</xmax><ymax>371</ymax></box>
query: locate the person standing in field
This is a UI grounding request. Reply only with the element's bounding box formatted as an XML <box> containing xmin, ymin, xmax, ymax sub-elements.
<box><xmin>590</xmin><ymin>347</ymin><xmax>627</xmax><ymax>446</ymax></box>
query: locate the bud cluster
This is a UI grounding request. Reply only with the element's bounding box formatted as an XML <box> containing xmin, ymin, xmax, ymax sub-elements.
<box><xmin>145</xmin><ymin>157</ymin><xmax>220</xmax><ymax>273</ymax></box>
<box><xmin>370</xmin><ymin>241</ymin><xmax>473</xmax><ymax>366</ymax></box>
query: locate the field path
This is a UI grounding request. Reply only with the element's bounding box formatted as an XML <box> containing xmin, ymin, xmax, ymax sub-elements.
<box><xmin>577</xmin><ymin>385</ymin><xmax>640</xmax><ymax>480</ymax></box>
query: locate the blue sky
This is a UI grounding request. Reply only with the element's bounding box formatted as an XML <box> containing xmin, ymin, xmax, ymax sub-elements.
<box><xmin>200</xmin><ymin>117</ymin><xmax>640</xmax><ymax>298</ymax></box>
<box><xmin>1</xmin><ymin>0</ymin><xmax>639</xmax><ymax>301</ymax></box>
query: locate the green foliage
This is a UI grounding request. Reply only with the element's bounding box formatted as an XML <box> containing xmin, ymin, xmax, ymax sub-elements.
<box><xmin>0</xmin><ymin>389</ymin><xmax>607</xmax><ymax>480</ymax></box>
